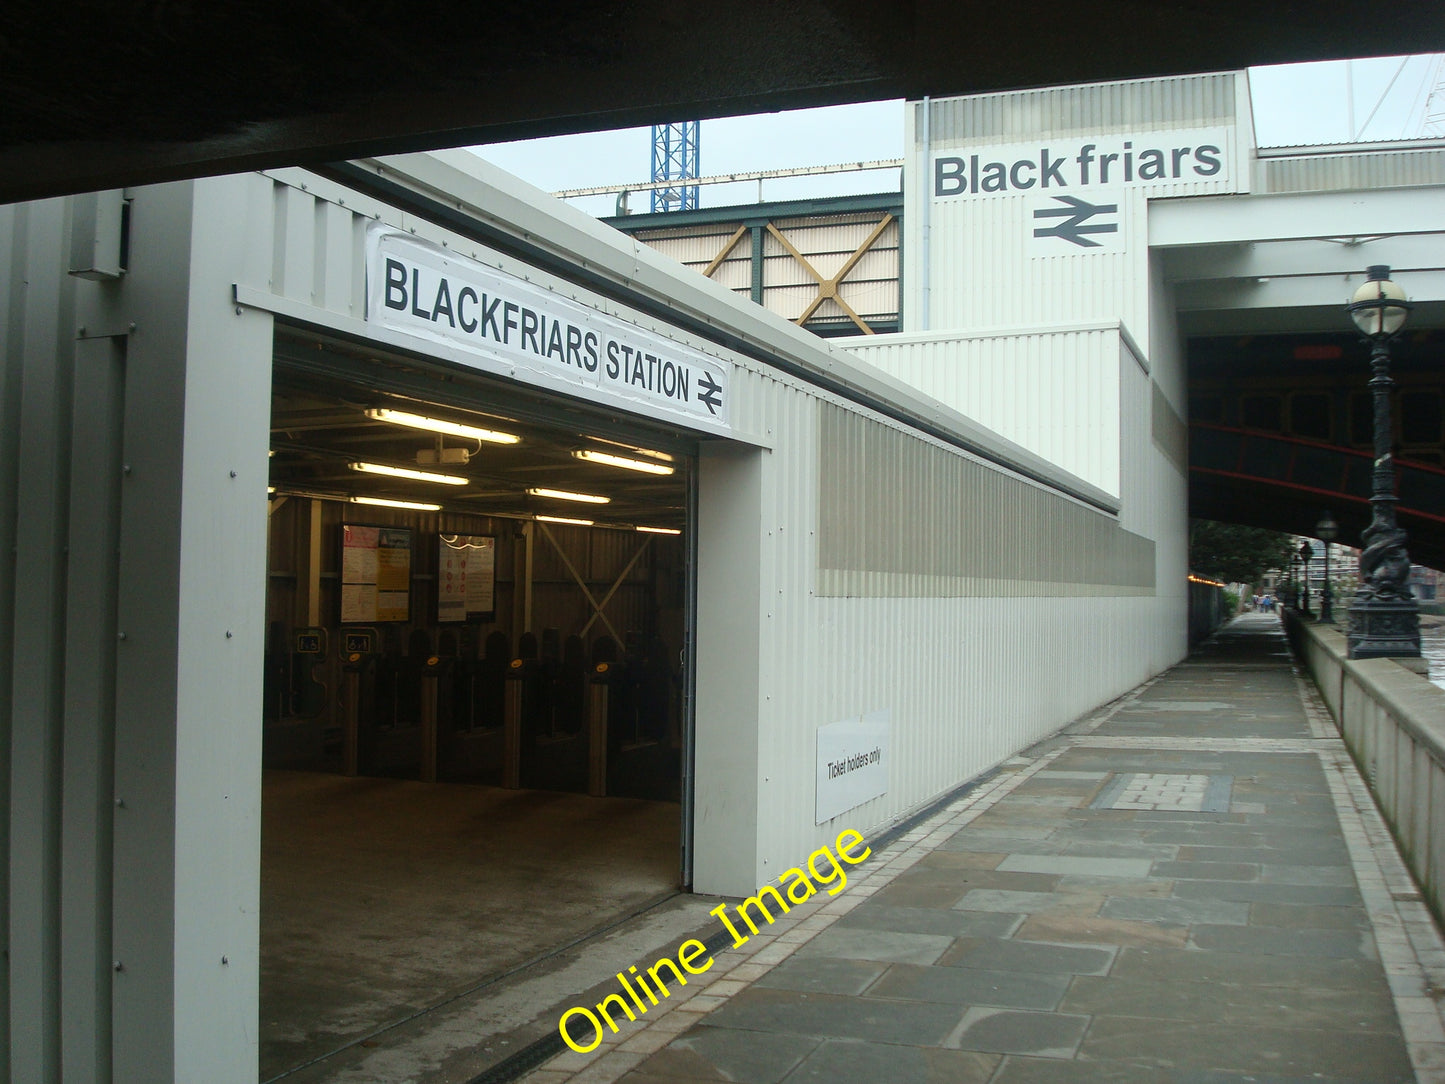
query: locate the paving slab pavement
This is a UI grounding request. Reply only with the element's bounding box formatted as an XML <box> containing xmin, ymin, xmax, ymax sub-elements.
<box><xmin>522</xmin><ymin>615</ymin><xmax>1445</xmax><ymax>1083</ymax></box>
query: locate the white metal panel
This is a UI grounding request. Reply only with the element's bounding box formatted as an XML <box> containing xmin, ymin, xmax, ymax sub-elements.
<box><xmin>844</xmin><ymin>326</ymin><xmax>1122</xmax><ymax>496</ymax></box>
<box><xmin>1256</xmin><ymin>146</ymin><xmax>1445</xmax><ymax>194</ymax></box>
<box><xmin>905</xmin><ymin>72</ymin><xmax>1251</xmax><ymax>337</ymax></box>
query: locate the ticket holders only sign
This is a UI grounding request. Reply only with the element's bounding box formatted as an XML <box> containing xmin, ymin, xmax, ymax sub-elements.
<box><xmin>365</xmin><ymin>227</ymin><xmax>731</xmax><ymax>433</ymax></box>
<box><xmin>815</xmin><ymin>710</ymin><xmax>889</xmax><ymax>824</ymax></box>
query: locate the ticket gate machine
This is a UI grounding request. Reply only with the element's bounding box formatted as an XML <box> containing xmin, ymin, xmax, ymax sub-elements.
<box><xmin>341</xmin><ymin>628</ymin><xmax>380</xmax><ymax>776</ymax></box>
<box><xmin>291</xmin><ymin>626</ymin><xmax>328</xmax><ymax>719</ymax></box>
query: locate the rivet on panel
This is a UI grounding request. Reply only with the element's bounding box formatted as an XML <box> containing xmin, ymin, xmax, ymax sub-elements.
<box><xmin>226</xmin><ymin>630</ymin><xmax>234</xmax><ymax>639</ymax></box>
<box><xmin>230</xmin><ymin>470</ymin><xmax>237</xmax><ymax>478</ymax></box>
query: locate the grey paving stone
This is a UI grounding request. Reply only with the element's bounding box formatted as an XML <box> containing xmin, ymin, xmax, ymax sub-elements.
<box><xmin>1149</xmin><ymin>860</ymin><xmax>1259</xmax><ymax>881</ymax></box>
<box><xmin>1108</xmin><ymin>946</ymin><xmax>1391</xmax><ymax>989</ymax></box>
<box><xmin>793</xmin><ymin>927</ymin><xmax>953</xmax><ymax>965</ymax></box>
<box><xmin>1059</xmin><ymin>841</ymin><xmax>1182</xmax><ymax>860</ymax></box>
<box><xmin>946</xmin><ymin>1007</ymin><xmax>1090</xmax><ymax>1058</ymax></box>
<box><xmin>752</xmin><ymin>956</ymin><xmax>888</xmax><ymax>996</ymax></box>
<box><xmin>1061</xmin><ymin>975</ymin><xmax>1403</xmax><ymax>1031</ymax></box>
<box><xmin>700</xmin><ymin>988</ymin><xmax>966</xmax><ymax>1046</ymax></box>
<box><xmin>1099</xmin><ymin>896</ymin><xmax>1251</xmax><ymax>926</ymax></box>
<box><xmin>837</xmin><ymin>904</ymin><xmax>1021</xmax><ymax>939</ymax></box>
<box><xmin>779</xmin><ymin>1039</ymin><xmax>999</xmax><ymax>1083</ymax></box>
<box><xmin>635</xmin><ymin>1025</ymin><xmax>819</xmax><ymax>1083</ymax></box>
<box><xmin>1258</xmin><ymin>864</ymin><xmax>1358</xmax><ymax>886</ymax></box>
<box><xmin>945</xmin><ymin>938</ymin><xmax>1115</xmax><ymax>976</ymax></box>
<box><xmin>997</xmin><ymin>855</ymin><xmax>1153</xmax><ymax>878</ymax></box>
<box><xmin>989</xmin><ymin>1055</ymin><xmax>1191</xmax><ymax>1082</ymax></box>
<box><xmin>1172</xmin><ymin>881</ymin><xmax>1361</xmax><ymax>906</ymax></box>
<box><xmin>1249</xmin><ymin>902</ymin><xmax>1370</xmax><ymax>930</ymax></box>
<box><xmin>955</xmin><ymin>889</ymin><xmax>1060</xmax><ymax>913</ymax></box>
<box><xmin>1079</xmin><ymin>1017</ymin><xmax>1412</xmax><ymax>1081</ymax></box>
<box><xmin>868</xmin><ymin>962</ymin><xmax>1070</xmax><ymax>1010</ymax></box>
<box><xmin>1189</xmin><ymin>925</ymin><xmax>1375</xmax><ymax>959</ymax></box>
<box><xmin>1177</xmin><ymin>845</ymin><xmax>1350</xmax><ymax>868</ymax></box>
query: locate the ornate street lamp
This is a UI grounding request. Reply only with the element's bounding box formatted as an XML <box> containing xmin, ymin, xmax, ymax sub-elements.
<box><xmin>1344</xmin><ymin>265</ymin><xmax>1421</xmax><ymax>658</ymax></box>
<box><xmin>1316</xmin><ymin>512</ymin><xmax>1338</xmax><ymax>624</ymax></box>
<box><xmin>1298</xmin><ymin>541</ymin><xmax>1314</xmax><ymax>617</ymax></box>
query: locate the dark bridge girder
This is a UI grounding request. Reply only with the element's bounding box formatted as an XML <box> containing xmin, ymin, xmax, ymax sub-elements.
<box><xmin>1190</xmin><ymin>425</ymin><xmax>1445</xmax><ymax>573</ymax></box>
<box><xmin>3</xmin><ymin>0</ymin><xmax>1445</xmax><ymax>205</ymax></box>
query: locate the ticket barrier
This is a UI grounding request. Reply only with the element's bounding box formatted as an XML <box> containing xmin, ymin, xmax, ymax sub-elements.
<box><xmin>263</xmin><ymin>620</ymin><xmax>291</xmax><ymax>723</ymax></box>
<box><xmin>602</xmin><ymin>635</ymin><xmax>680</xmax><ymax>801</ymax></box>
<box><xmin>290</xmin><ymin>626</ymin><xmax>329</xmax><ymax>720</ymax></box>
<box><xmin>441</xmin><ymin>630</ymin><xmax>508</xmax><ymax>784</ymax></box>
<box><xmin>502</xmin><ymin>631</ymin><xmax>588</xmax><ymax>792</ymax></box>
<box><xmin>369</xmin><ymin>629</ymin><xmax>432</xmax><ymax>778</ymax></box>
<box><xmin>340</xmin><ymin>628</ymin><xmax>381</xmax><ymax>776</ymax></box>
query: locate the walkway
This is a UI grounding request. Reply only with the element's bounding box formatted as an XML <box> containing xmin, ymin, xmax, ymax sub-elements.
<box><xmin>525</xmin><ymin>615</ymin><xmax>1445</xmax><ymax>1084</ymax></box>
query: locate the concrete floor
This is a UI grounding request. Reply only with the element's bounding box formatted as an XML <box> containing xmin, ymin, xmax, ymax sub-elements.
<box><xmin>260</xmin><ymin>771</ymin><xmax>681</xmax><ymax>1080</ymax></box>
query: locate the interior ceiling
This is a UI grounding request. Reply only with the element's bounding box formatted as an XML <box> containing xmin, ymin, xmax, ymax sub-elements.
<box><xmin>270</xmin><ymin>334</ymin><xmax>690</xmax><ymax>529</ymax></box>
<box><xmin>4</xmin><ymin>1</ymin><xmax>1444</xmax><ymax>204</ymax></box>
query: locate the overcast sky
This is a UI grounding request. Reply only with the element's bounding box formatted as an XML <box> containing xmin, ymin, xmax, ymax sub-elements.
<box><xmin>473</xmin><ymin>54</ymin><xmax>1443</xmax><ymax>216</ymax></box>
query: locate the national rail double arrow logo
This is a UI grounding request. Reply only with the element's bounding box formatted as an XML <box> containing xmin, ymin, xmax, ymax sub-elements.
<box><xmin>1032</xmin><ymin>195</ymin><xmax>1119</xmax><ymax>248</ymax></box>
<box><xmin>697</xmin><ymin>372</ymin><xmax>724</xmax><ymax>415</ymax></box>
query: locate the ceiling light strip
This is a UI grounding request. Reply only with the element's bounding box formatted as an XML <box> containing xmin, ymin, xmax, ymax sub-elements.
<box><xmin>365</xmin><ymin>407</ymin><xmax>518</xmax><ymax>445</ymax></box>
<box><xmin>349</xmin><ymin>460</ymin><xmax>468</xmax><ymax>485</ymax></box>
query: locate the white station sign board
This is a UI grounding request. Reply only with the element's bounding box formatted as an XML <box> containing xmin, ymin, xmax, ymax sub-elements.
<box><xmin>366</xmin><ymin>226</ymin><xmax>731</xmax><ymax>433</ymax></box>
<box><xmin>816</xmin><ymin>709</ymin><xmax>890</xmax><ymax>824</ymax></box>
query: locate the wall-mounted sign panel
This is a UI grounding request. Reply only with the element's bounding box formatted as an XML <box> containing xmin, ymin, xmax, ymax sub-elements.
<box><xmin>438</xmin><ymin>534</ymin><xmax>496</xmax><ymax>623</ymax></box>
<box><xmin>341</xmin><ymin>524</ymin><xmax>412</xmax><ymax>623</ymax></box>
<box><xmin>933</xmin><ymin>128</ymin><xmax>1234</xmax><ymax>201</ymax></box>
<box><xmin>366</xmin><ymin>226</ymin><xmax>731</xmax><ymax>433</ymax></box>
<box><xmin>1027</xmin><ymin>190</ymin><xmax>1127</xmax><ymax>255</ymax></box>
<box><xmin>816</xmin><ymin>709</ymin><xmax>890</xmax><ymax>824</ymax></box>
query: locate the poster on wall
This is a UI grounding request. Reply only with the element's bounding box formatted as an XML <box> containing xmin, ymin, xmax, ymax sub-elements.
<box><xmin>341</xmin><ymin>524</ymin><xmax>412</xmax><ymax>623</ymax></box>
<box><xmin>437</xmin><ymin>534</ymin><xmax>496</xmax><ymax>623</ymax></box>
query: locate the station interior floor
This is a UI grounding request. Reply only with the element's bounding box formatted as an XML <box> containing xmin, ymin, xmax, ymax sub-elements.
<box><xmin>259</xmin><ymin>771</ymin><xmax>682</xmax><ymax>1080</ymax></box>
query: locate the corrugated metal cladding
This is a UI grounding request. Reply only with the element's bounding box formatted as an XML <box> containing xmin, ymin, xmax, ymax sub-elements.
<box><xmin>815</xmin><ymin>403</ymin><xmax>1154</xmax><ymax>596</ymax></box>
<box><xmin>845</xmin><ymin>327</ymin><xmax>1122</xmax><ymax>496</ymax></box>
<box><xmin>1255</xmin><ymin>147</ymin><xmax>1445</xmax><ymax>193</ymax></box>
<box><xmin>1151</xmin><ymin>380</ymin><xmax>1188</xmax><ymax>474</ymax></box>
<box><xmin>905</xmin><ymin>72</ymin><xmax>1250</xmax><ymax>336</ymax></box>
<box><xmin>749</xmin><ymin>381</ymin><xmax>1183</xmax><ymax>879</ymax></box>
<box><xmin>923</xmin><ymin>71</ymin><xmax>1241</xmax><ymax>142</ymax></box>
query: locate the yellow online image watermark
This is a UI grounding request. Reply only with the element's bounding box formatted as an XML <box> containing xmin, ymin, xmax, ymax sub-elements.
<box><xmin>557</xmin><ymin>828</ymin><xmax>872</xmax><ymax>1053</ymax></box>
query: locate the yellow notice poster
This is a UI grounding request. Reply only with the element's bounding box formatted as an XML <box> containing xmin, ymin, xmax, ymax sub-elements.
<box><xmin>342</xmin><ymin>525</ymin><xmax>411</xmax><ymax>623</ymax></box>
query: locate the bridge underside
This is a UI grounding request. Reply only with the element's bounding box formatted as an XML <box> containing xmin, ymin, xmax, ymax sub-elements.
<box><xmin>3</xmin><ymin>0</ymin><xmax>1444</xmax><ymax>204</ymax></box>
<box><xmin>1188</xmin><ymin>329</ymin><xmax>1445</xmax><ymax>572</ymax></box>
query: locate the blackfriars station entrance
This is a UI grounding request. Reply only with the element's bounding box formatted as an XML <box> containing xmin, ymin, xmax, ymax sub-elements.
<box><xmin>259</xmin><ymin>327</ymin><xmax>698</xmax><ymax>1077</ymax></box>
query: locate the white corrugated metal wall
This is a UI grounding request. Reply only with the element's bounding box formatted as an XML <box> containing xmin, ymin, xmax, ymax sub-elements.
<box><xmin>905</xmin><ymin>72</ymin><xmax>1253</xmax><ymax>338</ymax></box>
<box><xmin>1</xmin><ymin>180</ymin><xmax>271</xmax><ymax>1082</ymax></box>
<box><xmin>2</xmin><ymin>138</ymin><xmax>1195</xmax><ymax>1072</ymax></box>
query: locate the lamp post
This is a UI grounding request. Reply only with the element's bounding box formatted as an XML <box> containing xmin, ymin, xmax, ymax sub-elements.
<box><xmin>1316</xmin><ymin>513</ymin><xmax>1338</xmax><ymax>624</ymax></box>
<box><xmin>1298</xmin><ymin>541</ymin><xmax>1314</xmax><ymax>617</ymax></box>
<box><xmin>1345</xmin><ymin>265</ymin><xmax>1421</xmax><ymax>658</ymax></box>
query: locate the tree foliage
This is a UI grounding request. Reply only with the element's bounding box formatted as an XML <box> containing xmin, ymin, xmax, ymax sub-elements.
<box><xmin>1189</xmin><ymin>520</ymin><xmax>1298</xmax><ymax>585</ymax></box>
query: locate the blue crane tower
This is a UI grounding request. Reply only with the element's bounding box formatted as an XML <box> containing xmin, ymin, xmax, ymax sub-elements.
<box><xmin>650</xmin><ymin>121</ymin><xmax>700</xmax><ymax>212</ymax></box>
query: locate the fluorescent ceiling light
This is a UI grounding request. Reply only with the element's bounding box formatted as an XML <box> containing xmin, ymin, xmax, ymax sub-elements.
<box><xmin>536</xmin><ymin>515</ymin><xmax>594</xmax><ymax>526</ymax></box>
<box><xmin>635</xmin><ymin>525</ymin><xmax>681</xmax><ymax>535</ymax></box>
<box><xmin>351</xmin><ymin>496</ymin><xmax>442</xmax><ymax>511</ymax></box>
<box><xmin>572</xmin><ymin>449</ymin><xmax>675</xmax><ymax>475</ymax></box>
<box><xmin>527</xmin><ymin>486</ymin><xmax>610</xmax><ymax>505</ymax></box>
<box><xmin>349</xmin><ymin>460</ymin><xmax>468</xmax><ymax>486</ymax></box>
<box><xmin>365</xmin><ymin>407</ymin><xmax>518</xmax><ymax>444</ymax></box>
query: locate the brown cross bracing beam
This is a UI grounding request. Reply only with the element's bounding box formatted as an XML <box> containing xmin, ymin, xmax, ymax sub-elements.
<box><xmin>767</xmin><ymin>214</ymin><xmax>895</xmax><ymax>333</ymax></box>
